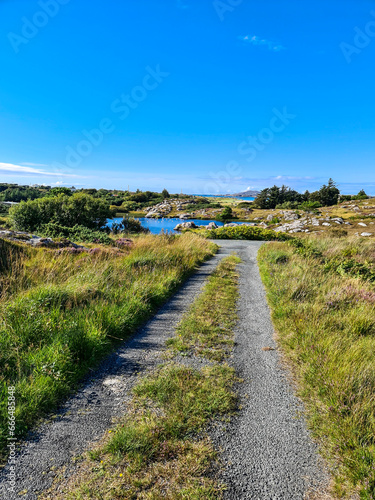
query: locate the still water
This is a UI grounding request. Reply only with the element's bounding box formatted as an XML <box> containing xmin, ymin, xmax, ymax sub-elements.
<box><xmin>108</xmin><ymin>217</ymin><xmax>240</xmax><ymax>235</ymax></box>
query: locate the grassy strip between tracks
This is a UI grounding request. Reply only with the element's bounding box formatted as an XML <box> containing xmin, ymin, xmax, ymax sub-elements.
<box><xmin>258</xmin><ymin>236</ymin><xmax>375</xmax><ymax>499</ymax></box>
<box><xmin>42</xmin><ymin>254</ymin><xmax>241</xmax><ymax>500</ymax></box>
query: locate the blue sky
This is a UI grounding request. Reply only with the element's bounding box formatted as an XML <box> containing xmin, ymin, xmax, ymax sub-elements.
<box><xmin>0</xmin><ymin>0</ymin><xmax>374</xmax><ymax>194</ymax></box>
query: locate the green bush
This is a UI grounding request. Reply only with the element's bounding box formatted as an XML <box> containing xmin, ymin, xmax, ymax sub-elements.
<box><xmin>206</xmin><ymin>225</ymin><xmax>292</xmax><ymax>241</ymax></box>
<box><xmin>237</xmin><ymin>202</ymin><xmax>253</xmax><ymax>209</ymax></box>
<box><xmin>0</xmin><ymin>204</ymin><xmax>9</xmax><ymax>216</ymax></box>
<box><xmin>111</xmin><ymin>216</ymin><xmax>149</xmax><ymax>234</ymax></box>
<box><xmin>216</xmin><ymin>207</ymin><xmax>234</xmax><ymax>222</ymax></box>
<box><xmin>298</xmin><ymin>201</ymin><xmax>321</xmax><ymax>210</ymax></box>
<box><xmin>9</xmin><ymin>193</ymin><xmax>112</xmax><ymax>232</ymax></box>
<box><xmin>39</xmin><ymin>223</ymin><xmax>113</xmax><ymax>244</ymax></box>
<box><xmin>276</xmin><ymin>201</ymin><xmax>300</xmax><ymax>210</ymax></box>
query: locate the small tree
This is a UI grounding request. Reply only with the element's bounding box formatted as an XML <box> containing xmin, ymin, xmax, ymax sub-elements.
<box><xmin>318</xmin><ymin>178</ymin><xmax>340</xmax><ymax>206</ymax></box>
<box><xmin>354</xmin><ymin>189</ymin><xmax>368</xmax><ymax>200</ymax></box>
<box><xmin>217</xmin><ymin>206</ymin><xmax>233</xmax><ymax>221</ymax></box>
<box><xmin>162</xmin><ymin>189</ymin><xmax>170</xmax><ymax>199</ymax></box>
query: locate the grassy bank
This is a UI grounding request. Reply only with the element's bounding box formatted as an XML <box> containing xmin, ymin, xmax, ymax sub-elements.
<box><xmin>0</xmin><ymin>233</ymin><xmax>217</xmax><ymax>460</ymax></box>
<box><xmin>258</xmin><ymin>236</ymin><xmax>375</xmax><ymax>499</ymax></box>
<box><xmin>42</xmin><ymin>255</ymin><xmax>241</xmax><ymax>499</ymax></box>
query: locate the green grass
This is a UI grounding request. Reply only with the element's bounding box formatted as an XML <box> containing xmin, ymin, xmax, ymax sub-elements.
<box><xmin>258</xmin><ymin>236</ymin><xmax>375</xmax><ymax>499</ymax></box>
<box><xmin>41</xmin><ymin>255</ymin><xmax>241</xmax><ymax>499</ymax></box>
<box><xmin>167</xmin><ymin>255</ymin><xmax>241</xmax><ymax>361</ymax></box>
<box><xmin>0</xmin><ymin>233</ymin><xmax>217</xmax><ymax>461</ymax></box>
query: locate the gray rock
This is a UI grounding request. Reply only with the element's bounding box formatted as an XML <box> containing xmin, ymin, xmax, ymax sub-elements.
<box><xmin>173</xmin><ymin>221</ymin><xmax>197</xmax><ymax>231</ymax></box>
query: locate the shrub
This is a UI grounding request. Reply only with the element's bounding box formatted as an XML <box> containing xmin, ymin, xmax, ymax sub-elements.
<box><xmin>0</xmin><ymin>204</ymin><xmax>9</xmax><ymax>216</ymax></box>
<box><xmin>216</xmin><ymin>207</ymin><xmax>234</xmax><ymax>222</ymax></box>
<box><xmin>298</xmin><ymin>201</ymin><xmax>321</xmax><ymax>210</ymax></box>
<box><xmin>328</xmin><ymin>228</ymin><xmax>348</xmax><ymax>238</ymax></box>
<box><xmin>352</xmin><ymin>189</ymin><xmax>369</xmax><ymax>200</ymax></box>
<box><xmin>120</xmin><ymin>201</ymin><xmax>139</xmax><ymax>212</ymax></box>
<box><xmin>115</xmin><ymin>238</ymin><xmax>134</xmax><ymax>248</ymax></box>
<box><xmin>111</xmin><ymin>216</ymin><xmax>149</xmax><ymax>234</ymax></box>
<box><xmin>38</xmin><ymin>223</ymin><xmax>113</xmax><ymax>245</ymax></box>
<box><xmin>206</xmin><ymin>225</ymin><xmax>292</xmax><ymax>241</ymax></box>
<box><xmin>9</xmin><ymin>193</ymin><xmax>112</xmax><ymax>232</ymax></box>
<box><xmin>237</xmin><ymin>202</ymin><xmax>253</xmax><ymax>209</ymax></box>
<box><xmin>276</xmin><ymin>201</ymin><xmax>300</xmax><ymax>210</ymax></box>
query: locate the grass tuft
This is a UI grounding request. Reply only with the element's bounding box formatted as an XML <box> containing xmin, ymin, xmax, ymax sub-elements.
<box><xmin>167</xmin><ymin>255</ymin><xmax>241</xmax><ymax>361</ymax></box>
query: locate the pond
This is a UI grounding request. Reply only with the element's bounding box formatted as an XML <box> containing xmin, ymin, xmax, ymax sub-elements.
<box><xmin>107</xmin><ymin>217</ymin><xmax>247</xmax><ymax>235</ymax></box>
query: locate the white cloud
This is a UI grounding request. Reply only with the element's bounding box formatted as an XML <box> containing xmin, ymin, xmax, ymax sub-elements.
<box><xmin>0</xmin><ymin>162</ymin><xmax>76</xmax><ymax>177</ymax></box>
<box><xmin>239</xmin><ymin>35</ymin><xmax>285</xmax><ymax>52</ymax></box>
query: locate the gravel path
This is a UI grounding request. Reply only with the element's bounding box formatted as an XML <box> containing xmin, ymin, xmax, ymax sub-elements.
<box><xmin>210</xmin><ymin>240</ymin><xmax>330</xmax><ymax>499</ymax></box>
<box><xmin>0</xmin><ymin>240</ymin><xmax>330</xmax><ymax>499</ymax></box>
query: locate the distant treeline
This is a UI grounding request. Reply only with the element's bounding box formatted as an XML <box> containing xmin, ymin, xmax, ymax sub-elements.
<box><xmin>253</xmin><ymin>179</ymin><xmax>369</xmax><ymax>210</ymax></box>
<box><xmin>0</xmin><ymin>184</ymin><xmax>179</xmax><ymax>210</ymax></box>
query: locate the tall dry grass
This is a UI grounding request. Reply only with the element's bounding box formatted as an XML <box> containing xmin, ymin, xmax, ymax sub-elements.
<box><xmin>258</xmin><ymin>235</ymin><xmax>375</xmax><ymax>499</ymax></box>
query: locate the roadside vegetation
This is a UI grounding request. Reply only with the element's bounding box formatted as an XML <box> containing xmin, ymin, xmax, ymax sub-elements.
<box><xmin>0</xmin><ymin>233</ymin><xmax>216</xmax><ymax>462</ymax></box>
<box><xmin>258</xmin><ymin>235</ymin><xmax>375</xmax><ymax>499</ymax></box>
<box><xmin>201</xmin><ymin>225</ymin><xmax>292</xmax><ymax>241</ymax></box>
<box><xmin>41</xmin><ymin>255</ymin><xmax>241</xmax><ymax>499</ymax></box>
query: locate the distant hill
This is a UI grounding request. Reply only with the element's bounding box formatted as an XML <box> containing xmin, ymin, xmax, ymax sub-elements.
<box><xmin>231</xmin><ymin>190</ymin><xmax>260</xmax><ymax>198</ymax></box>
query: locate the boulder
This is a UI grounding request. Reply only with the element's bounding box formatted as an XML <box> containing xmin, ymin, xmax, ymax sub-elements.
<box><xmin>207</xmin><ymin>222</ymin><xmax>218</xmax><ymax>229</ymax></box>
<box><xmin>361</xmin><ymin>232</ymin><xmax>373</xmax><ymax>237</ymax></box>
<box><xmin>174</xmin><ymin>221</ymin><xmax>197</xmax><ymax>231</ymax></box>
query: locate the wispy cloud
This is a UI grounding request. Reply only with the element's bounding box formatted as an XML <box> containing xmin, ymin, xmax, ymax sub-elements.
<box><xmin>273</xmin><ymin>175</ymin><xmax>314</xmax><ymax>181</ymax></box>
<box><xmin>20</xmin><ymin>162</ymin><xmax>49</xmax><ymax>167</ymax></box>
<box><xmin>239</xmin><ymin>35</ymin><xmax>286</xmax><ymax>52</ymax></box>
<box><xmin>0</xmin><ymin>162</ymin><xmax>76</xmax><ymax>177</ymax></box>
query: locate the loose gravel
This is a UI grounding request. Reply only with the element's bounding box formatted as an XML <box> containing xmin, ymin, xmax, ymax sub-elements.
<box><xmin>210</xmin><ymin>240</ymin><xmax>331</xmax><ymax>499</ymax></box>
<box><xmin>0</xmin><ymin>240</ymin><xmax>330</xmax><ymax>500</ymax></box>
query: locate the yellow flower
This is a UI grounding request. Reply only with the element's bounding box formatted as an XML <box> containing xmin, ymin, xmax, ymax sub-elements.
<box><xmin>119</xmin><ymin>473</ymin><xmax>123</xmax><ymax>477</ymax></box>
